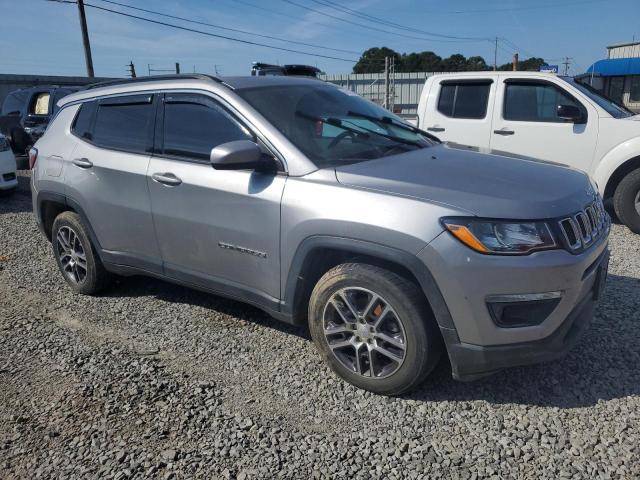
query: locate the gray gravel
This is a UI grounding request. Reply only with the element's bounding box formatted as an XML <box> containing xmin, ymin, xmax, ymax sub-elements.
<box><xmin>1</xmin><ymin>171</ymin><xmax>639</xmax><ymax>479</ymax></box>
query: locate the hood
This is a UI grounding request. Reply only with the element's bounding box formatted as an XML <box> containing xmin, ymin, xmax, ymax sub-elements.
<box><xmin>335</xmin><ymin>143</ymin><xmax>596</xmax><ymax>219</ymax></box>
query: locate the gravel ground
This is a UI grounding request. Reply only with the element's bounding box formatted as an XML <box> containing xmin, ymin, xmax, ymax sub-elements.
<box><xmin>1</xmin><ymin>171</ymin><xmax>639</xmax><ymax>479</ymax></box>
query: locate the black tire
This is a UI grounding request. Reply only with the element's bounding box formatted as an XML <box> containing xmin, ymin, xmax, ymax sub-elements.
<box><xmin>10</xmin><ymin>128</ymin><xmax>29</xmax><ymax>155</ymax></box>
<box><xmin>613</xmin><ymin>168</ymin><xmax>640</xmax><ymax>234</ymax></box>
<box><xmin>52</xmin><ymin>211</ymin><xmax>111</xmax><ymax>294</ymax></box>
<box><xmin>308</xmin><ymin>263</ymin><xmax>442</xmax><ymax>395</ymax></box>
<box><xmin>0</xmin><ymin>187</ymin><xmax>16</xmax><ymax>197</ymax></box>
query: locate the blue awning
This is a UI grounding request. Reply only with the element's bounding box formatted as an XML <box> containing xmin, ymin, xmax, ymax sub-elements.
<box><xmin>586</xmin><ymin>57</ymin><xmax>640</xmax><ymax>76</ymax></box>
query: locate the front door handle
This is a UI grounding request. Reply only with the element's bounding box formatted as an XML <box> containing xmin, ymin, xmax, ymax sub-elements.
<box><xmin>493</xmin><ymin>129</ymin><xmax>515</xmax><ymax>136</ymax></box>
<box><xmin>427</xmin><ymin>126</ymin><xmax>445</xmax><ymax>132</ymax></box>
<box><xmin>152</xmin><ymin>172</ymin><xmax>182</xmax><ymax>186</ymax></box>
<box><xmin>72</xmin><ymin>157</ymin><xmax>93</xmax><ymax>169</ymax></box>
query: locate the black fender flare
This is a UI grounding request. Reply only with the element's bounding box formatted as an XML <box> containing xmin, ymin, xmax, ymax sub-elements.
<box><xmin>281</xmin><ymin>235</ymin><xmax>456</xmax><ymax>332</ymax></box>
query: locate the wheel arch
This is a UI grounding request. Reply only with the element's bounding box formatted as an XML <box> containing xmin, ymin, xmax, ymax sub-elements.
<box><xmin>282</xmin><ymin>236</ymin><xmax>455</xmax><ymax>332</ymax></box>
<box><xmin>602</xmin><ymin>155</ymin><xmax>640</xmax><ymax>203</ymax></box>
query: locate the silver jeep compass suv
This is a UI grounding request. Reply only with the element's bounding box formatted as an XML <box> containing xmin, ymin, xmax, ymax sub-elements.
<box><xmin>31</xmin><ymin>75</ymin><xmax>610</xmax><ymax>395</ymax></box>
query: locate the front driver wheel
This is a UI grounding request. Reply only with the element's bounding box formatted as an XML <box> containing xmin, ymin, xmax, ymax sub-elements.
<box><xmin>613</xmin><ymin>168</ymin><xmax>640</xmax><ymax>234</ymax></box>
<box><xmin>308</xmin><ymin>263</ymin><xmax>442</xmax><ymax>395</ymax></box>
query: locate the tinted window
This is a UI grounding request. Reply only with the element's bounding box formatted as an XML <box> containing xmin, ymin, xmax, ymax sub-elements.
<box><xmin>162</xmin><ymin>94</ymin><xmax>252</xmax><ymax>161</ymax></box>
<box><xmin>630</xmin><ymin>77</ymin><xmax>640</xmax><ymax>103</ymax></box>
<box><xmin>92</xmin><ymin>95</ymin><xmax>154</xmax><ymax>153</ymax></box>
<box><xmin>608</xmin><ymin>77</ymin><xmax>625</xmax><ymax>104</ymax></box>
<box><xmin>1</xmin><ymin>92</ymin><xmax>26</xmax><ymax>115</ymax></box>
<box><xmin>504</xmin><ymin>82</ymin><xmax>582</xmax><ymax>122</ymax></box>
<box><xmin>72</xmin><ymin>101</ymin><xmax>96</xmax><ymax>140</ymax></box>
<box><xmin>52</xmin><ymin>89</ymin><xmax>75</xmax><ymax>113</ymax></box>
<box><xmin>437</xmin><ymin>82</ymin><xmax>490</xmax><ymax>119</ymax></box>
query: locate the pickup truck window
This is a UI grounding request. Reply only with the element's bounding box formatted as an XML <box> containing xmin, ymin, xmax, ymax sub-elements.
<box><xmin>437</xmin><ymin>82</ymin><xmax>491</xmax><ymax>119</ymax></box>
<box><xmin>504</xmin><ymin>82</ymin><xmax>581</xmax><ymax>123</ymax></box>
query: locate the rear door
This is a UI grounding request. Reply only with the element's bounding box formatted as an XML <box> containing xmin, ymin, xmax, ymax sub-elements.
<box><xmin>65</xmin><ymin>94</ymin><xmax>162</xmax><ymax>271</ymax></box>
<box><xmin>489</xmin><ymin>77</ymin><xmax>598</xmax><ymax>171</ymax></box>
<box><xmin>147</xmin><ymin>92</ymin><xmax>285</xmax><ymax>301</ymax></box>
<box><xmin>420</xmin><ymin>77</ymin><xmax>494</xmax><ymax>148</ymax></box>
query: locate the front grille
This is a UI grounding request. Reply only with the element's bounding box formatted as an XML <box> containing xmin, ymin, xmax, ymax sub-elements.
<box><xmin>2</xmin><ymin>172</ymin><xmax>16</xmax><ymax>181</ymax></box>
<box><xmin>558</xmin><ymin>200</ymin><xmax>608</xmax><ymax>253</ymax></box>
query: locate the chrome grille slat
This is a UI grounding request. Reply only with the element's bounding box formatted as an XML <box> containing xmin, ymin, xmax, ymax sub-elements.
<box><xmin>558</xmin><ymin>200</ymin><xmax>608</xmax><ymax>252</ymax></box>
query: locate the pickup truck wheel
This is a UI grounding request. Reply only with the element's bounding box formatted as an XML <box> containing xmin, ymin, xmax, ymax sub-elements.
<box><xmin>308</xmin><ymin>263</ymin><xmax>442</xmax><ymax>395</ymax></box>
<box><xmin>613</xmin><ymin>168</ymin><xmax>640</xmax><ymax>234</ymax></box>
<box><xmin>52</xmin><ymin>211</ymin><xmax>111</xmax><ymax>295</ymax></box>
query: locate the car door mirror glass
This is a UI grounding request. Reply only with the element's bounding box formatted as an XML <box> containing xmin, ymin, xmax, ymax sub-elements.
<box><xmin>210</xmin><ymin>140</ymin><xmax>266</xmax><ymax>170</ymax></box>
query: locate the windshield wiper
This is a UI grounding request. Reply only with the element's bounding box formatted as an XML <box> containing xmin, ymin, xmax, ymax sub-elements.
<box><xmin>346</xmin><ymin>110</ymin><xmax>441</xmax><ymax>142</ymax></box>
<box><xmin>339</xmin><ymin>118</ymin><xmax>426</xmax><ymax>148</ymax></box>
<box><xmin>295</xmin><ymin>111</ymin><xmax>370</xmax><ymax>139</ymax></box>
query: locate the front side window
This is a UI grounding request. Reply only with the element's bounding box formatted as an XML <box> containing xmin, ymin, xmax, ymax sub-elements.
<box><xmin>504</xmin><ymin>82</ymin><xmax>582</xmax><ymax>122</ymax></box>
<box><xmin>437</xmin><ymin>82</ymin><xmax>491</xmax><ymax>119</ymax></box>
<box><xmin>92</xmin><ymin>94</ymin><xmax>154</xmax><ymax>153</ymax></box>
<box><xmin>236</xmin><ymin>84</ymin><xmax>436</xmax><ymax>168</ymax></box>
<box><xmin>161</xmin><ymin>94</ymin><xmax>253</xmax><ymax>161</ymax></box>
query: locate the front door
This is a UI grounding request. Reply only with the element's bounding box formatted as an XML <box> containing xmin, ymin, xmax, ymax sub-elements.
<box><xmin>490</xmin><ymin>78</ymin><xmax>598</xmax><ymax>172</ymax></box>
<box><xmin>147</xmin><ymin>92</ymin><xmax>285</xmax><ymax>303</ymax></box>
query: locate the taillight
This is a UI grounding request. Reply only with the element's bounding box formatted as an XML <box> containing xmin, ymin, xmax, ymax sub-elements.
<box><xmin>28</xmin><ymin>148</ymin><xmax>38</xmax><ymax>169</ymax></box>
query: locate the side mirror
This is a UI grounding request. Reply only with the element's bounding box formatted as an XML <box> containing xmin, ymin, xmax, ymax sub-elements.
<box><xmin>557</xmin><ymin>104</ymin><xmax>584</xmax><ymax>123</ymax></box>
<box><xmin>210</xmin><ymin>140</ymin><xmax>270</xmax><ymax>171</ymax></box>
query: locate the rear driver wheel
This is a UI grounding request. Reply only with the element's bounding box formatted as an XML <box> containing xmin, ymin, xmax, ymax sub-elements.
<box><xmin>308</xmin><ymin>263</ymin><xmax>442</xmax><ymax>395</ymax></box>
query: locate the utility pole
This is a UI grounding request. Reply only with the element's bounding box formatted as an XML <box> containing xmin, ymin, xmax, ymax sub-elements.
<box><xmin>384</xmin><ymin>56</ymin><xmax>390</xmax><ymax>110</ymax></box>
<box><xmin>77</xmin><ymin>0</ymin><xmax>95</xmax><ymax>78</ymax></box>
<box><xmin>127</xmin><ymin>61</ymin><xmax>136</xmax><ymax>78</ymax></box>
<box><xmin>493</xmin><ymin>37</ymin><xmax>498</xmax><ymax>71</ymax></box>
<box><xmin>175</xmin><ymin>62</ymin><xmax>180</xmax><ymax>74</ymax></box>
<box><xmin>513</xmin><ymin>53</ymin><xmax>519</xmax><ymax>71</ymax></box>
<box><xmin>562</xmin><ymin>57</ymin><xmax>572</xmax><ymax>75</ymax></box>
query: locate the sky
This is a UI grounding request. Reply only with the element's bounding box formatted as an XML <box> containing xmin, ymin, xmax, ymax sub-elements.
<box><xmin>0</xmin><ymin>0</ymin><xmax>638</xmax><ymax>78</ymax></box>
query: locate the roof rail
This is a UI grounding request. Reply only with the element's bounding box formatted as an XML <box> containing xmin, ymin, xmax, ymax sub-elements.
<box><xmin>85</xmin><ymin>74</ymin><xmax>224</xmax><ymax>90</ymax></box>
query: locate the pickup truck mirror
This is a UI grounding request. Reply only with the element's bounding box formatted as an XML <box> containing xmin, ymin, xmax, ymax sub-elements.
<box><xmin>210</xmin><ymin>140</ymin><xmax>272</xmax><ymax>171</ymax></box>
<box><xmin>557</xmin><ymin>104</ymin><xmax>585</xmax><ymax>124</ymax></box>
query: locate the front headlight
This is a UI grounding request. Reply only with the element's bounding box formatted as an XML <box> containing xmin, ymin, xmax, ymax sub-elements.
<box><xmin>0</xmin><ymin>136</ymin><xmax>9</xmax><ymax>152</ymax></box>
<box><xmin>441</xmin><ymin>218</ymin><xmax>556</xmax><ymax>255</ymax></box>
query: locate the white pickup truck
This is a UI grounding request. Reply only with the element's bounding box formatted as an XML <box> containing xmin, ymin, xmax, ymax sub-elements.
<box><xmin>417</xmin><ymin>72</ymin><xmax>640</xmax><ymax>233</ymax></box>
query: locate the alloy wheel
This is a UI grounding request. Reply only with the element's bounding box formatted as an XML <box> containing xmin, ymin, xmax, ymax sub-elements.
<box><xmin>322</xmin><ymin>287</ymin><xmax>407</xmax><ymax>379</ymax></box>
<box><xmin>56</xmin><ymin>226</ymin><xmax>88</xmax><ymax>285</ymax></box>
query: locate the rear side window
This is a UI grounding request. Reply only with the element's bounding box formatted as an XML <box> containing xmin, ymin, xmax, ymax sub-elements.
<box><xmin>92</xmin><ymin>94</ymin><xmax>154</xmax><ymax>154</ymax></box>
<box><xmin>30</xmin><ymin>92</ymin><xmax>51</xmax><ymax>115</ymax></box>
<box><xmin>2</xmin><ymin>92</ymin><xmax>26</xmax><ymax>115</ymax></box>
<box><xmin>161</xmin><ymin>93</ymin><xmax>252</xmax><ymax>161</ymax></box>
<box><xmin>437</xmin><ymin>81</ymin><xmax>491</xmax><ymax>119</ymax></box>
<box><xmin>72</xmin><ymin>101</ymin><xmax>96</xmax><ymax>140</ymax></box>
<box><xmin>504</xmin><ymin>82</ymin><xmax>582</xmax><ymax>122</ymax></box>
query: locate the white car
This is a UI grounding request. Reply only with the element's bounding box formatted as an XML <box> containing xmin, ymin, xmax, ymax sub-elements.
<box><xmin>417</xmin><ymin>71</ymin><xmax>640</xmax><ymax>233</ymax></box>
<box><xmin>0</xmin><ymin>133</ymin><xmax>18</xmax><ymax>194</ymax></box>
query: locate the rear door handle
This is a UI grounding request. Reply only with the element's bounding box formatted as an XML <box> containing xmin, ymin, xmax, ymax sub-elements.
<box><xmin>152</xmin><ymin>172</ymin><xmax>182</xmax><ymax>186</ymax></box>
<box><xmin>427</xmin><ymin>126</ymin><xmax>445</xmax><ymax>132</ymax></box>
<box><xmin>493</xmin><ymin>129</ymin><xmax>515</xmax><ymax>136</ymax></box>
<box><xmin>72</xmin><ymin>157</ymin><xmax>93</xmax><ymax>169</ymax></box>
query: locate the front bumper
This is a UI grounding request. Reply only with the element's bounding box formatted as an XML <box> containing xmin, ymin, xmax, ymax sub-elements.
<box><xmin>0</xmin><ymin>149</ymin><xmax>18</xmax><ymax>190</ymax></box>
<box><xmin>419</xmin><ymin>227</ymin><xmax>609</xmax><ymax>381</ymax></box>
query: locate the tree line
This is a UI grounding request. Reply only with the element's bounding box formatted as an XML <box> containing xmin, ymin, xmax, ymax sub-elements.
<box><xmin>353</xmin><ymin>47</ymin><xmax>546</xmax><ymax>74</ymax></box>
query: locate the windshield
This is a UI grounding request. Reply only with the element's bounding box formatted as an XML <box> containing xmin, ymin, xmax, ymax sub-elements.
<box><xmin>562</xmin><ymin>77</ymin><xmax>633</xmax><ymax>119</ymax></box>
<box><xmin>236</xmin><ymin>83</ymin><xmax>436</xmax><ymax>167</ymax></box>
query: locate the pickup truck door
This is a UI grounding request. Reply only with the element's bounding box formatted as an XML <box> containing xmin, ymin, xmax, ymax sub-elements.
<box><xmin>147</xmin><ymin>92</ymin><xmax>285</xmax><ymax>302</ymax></box>
<box><xmin>420</xmin><ymin>78</ymin><xmax>494</xmax><ymax>148</ymax></box>
<box><xmin>489</xmin><ymin>77</ymin><xmax>598</xmax><ymax>172</ymax></box>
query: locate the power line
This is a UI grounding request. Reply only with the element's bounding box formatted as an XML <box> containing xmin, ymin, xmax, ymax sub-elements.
<box><xmin>309</xmin><ymin>0</ymin><xmax>489</xmax><ymax>42</ymax></box>
<box><xmin>280</xmin><ymin>0</ymin><xmax>489</xmax><ymax>43</ymax></box>
<box><xmin>94</xmin><ymin>0</ymin><xmax>360</xmax><ymax>55</ymax></box>
<box><xmin>429</xmin><ymin>0</ymin><xmax>607</xmax><ymax>15</ymax></box>
<box><xmin>47</xmin><ymin>0</ymin><xmax>359</xmax><ymax>63</ymax></box>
